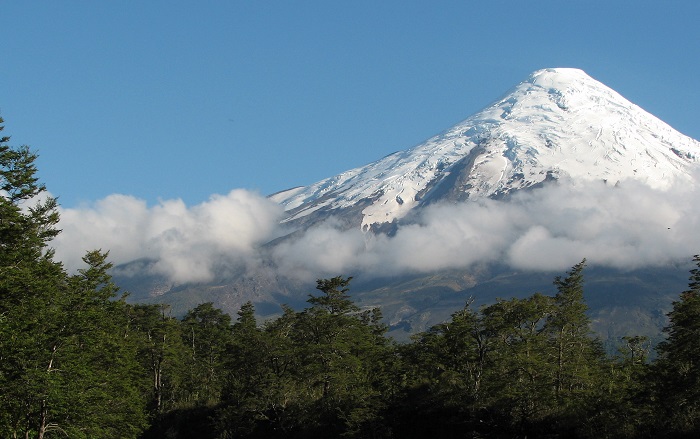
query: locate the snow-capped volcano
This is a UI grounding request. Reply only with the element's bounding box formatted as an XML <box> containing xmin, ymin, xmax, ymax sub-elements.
<box><xmin>271</xmin><ymin>68</ymin><xmax>700</xmax><ymax>231</ymax></box>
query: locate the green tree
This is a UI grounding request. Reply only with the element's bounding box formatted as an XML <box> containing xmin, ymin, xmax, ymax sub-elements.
<box><xmin>181</xmin><ymin>302</ymin><xmax>234</xmax><ymax>406</ymax></box>
<box><xmin>396</xmin><ymin>299</ymin><xmax>491</xmax><ymax>437</ymax></box>
<box><xmin>540</xmin><ymin>260</ymin><xmax>612</xmax><ymax>437</ymax></box>
<box><xmin>585</xmin><ymin>335</ymin><xmax>653</xmax><ymax>439</ymax></box>
<box><xmin>0</xmin><ymin>119</ymin><xmax>147</xmax><ymax>438</ymax></box>
<box><xmin>58</xmin><ymin>251</ymin><xmax>148</xmax><ymax>437</ymax></box>
<box><xmin>0</xmin><ymin>117</ymin><xmax>64</xmax><ymax>437</ymax></box>
<box><xmin>255</xmin><ymin>304</ymin><xmax>303</xmax><ymax>436</ymax></box>
<box><xmin>290</xmin><ymin>276</ymin><xmax>393</xmax><ymax>436</ymax></box>
<box><xmin>216</xmin><ymin>301</ymin><xmax>287</xmax><ymax>437</ymax></box>
<box><xmin>226</xmin><ymin>302</ymin><xmax>267</xmax><ymax>403</ymax></box>
<box><xmin>650</xmin><ymin>255</ymin><xmax>700</xmax><ymax>437</ymax></box>
<box><xmin>481</xmin><ymin>293</ymin><xmax>555</xmax><ymax>432</ymax></box>
<box><xmin>128</xmin><ymin>303</ymin><xmax>186</xmax><ymax>417</ymax></box>
<box><xmin>393</xmin><ymin>262</ymin><xmax>612</xmax><ymax>438</ymax></box>
<box><xmin>544</xmin><ymin>260</ymin><xmax>605</xmax><ymax>402</ymax></box>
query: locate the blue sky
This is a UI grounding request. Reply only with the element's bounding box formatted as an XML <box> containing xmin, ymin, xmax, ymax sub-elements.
<box><xmin>2</xmin><ymin>1</ymin><xmax>699</xmax><ymax>208</ymax></box>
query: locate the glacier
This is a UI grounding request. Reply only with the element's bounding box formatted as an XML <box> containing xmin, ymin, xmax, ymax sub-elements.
<box><xmin>270</xmin><ymin>68</ymin><xmax>700</xmax><ymax>231</ymax></box>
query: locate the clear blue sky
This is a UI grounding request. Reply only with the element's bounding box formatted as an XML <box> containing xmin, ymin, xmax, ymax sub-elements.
<box><xmin>2</xmin><ymin>1</ymin><xmax>699</xmax><ymax>208</ymax></box>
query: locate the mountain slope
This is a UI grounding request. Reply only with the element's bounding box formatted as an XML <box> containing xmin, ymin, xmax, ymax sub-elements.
<box><xmin>116</xmin><ymin>67</ymin><xmax>700</xmax><ymax>350</ymax></box>
<box><xmin>271</xmin><ymin>68</ymin><xmax>700</xmax><ymax>232</ymax></box>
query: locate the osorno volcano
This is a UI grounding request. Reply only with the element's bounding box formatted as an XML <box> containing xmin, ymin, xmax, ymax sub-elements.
<box><xmin>270</xmin><ymin>68</ymin><xmax>699</xmax><ymax>233</ymax></box>
<box><xmin>119</xmin><ymin>68</ymin><xmax>700</xmax><ymax>345</ymax></box>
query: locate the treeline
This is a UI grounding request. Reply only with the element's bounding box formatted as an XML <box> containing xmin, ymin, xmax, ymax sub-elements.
<box><xmin>2</xmin><ymin>118</ymin><xmax>700</xmax><ymax>438</ymax></box>
<box><xmin>134</xmin><ymin>263</ymin><xmax>700</xmax><ymax>439</ymax></box>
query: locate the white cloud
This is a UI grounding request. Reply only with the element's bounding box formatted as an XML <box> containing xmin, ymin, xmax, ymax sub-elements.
<box><xmin>53</xmin><ymin>190</ymin><xmax>284</xmax><ymax>283</ymax></box>
<box><xmin>269</xmin><ymin>179</ymin><xmax>700</xmax><ymax>279</ymax></box>
<box><xmin>271</xmin><ymin>218</ymin><xmax>368</xmax><ymax>281</ymax></box>
<box><xmin>50</xmin><ymin>178</ymin><xmax>700</xmax><ymax>286</ymax></box>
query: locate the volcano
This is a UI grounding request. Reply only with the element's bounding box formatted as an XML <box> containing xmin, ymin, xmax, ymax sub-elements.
<box><xmin>271</xmin><ymin>68</ymin><xmax>699</xmax><ymax>233</ymax></box>
<box><xmin>118</xmin><ymin>68</ymin><xmax>700</xmax><ymax>346</ymax></box>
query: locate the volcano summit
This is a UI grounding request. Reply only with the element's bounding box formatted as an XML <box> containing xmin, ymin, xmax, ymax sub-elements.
<box><xmin>271</xmin><ymin>68</ymin><xmax>699</xmax><ymax>232</ymax></box>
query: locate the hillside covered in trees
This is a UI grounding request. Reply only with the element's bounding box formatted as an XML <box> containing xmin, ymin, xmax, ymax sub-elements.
<box><xmin>3</xmin><ymin>118</ymin><xmax>700</xmax><ymax>438</ymax></box>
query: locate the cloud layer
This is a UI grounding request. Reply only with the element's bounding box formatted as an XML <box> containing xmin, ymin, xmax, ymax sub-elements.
<box><xmin>271</xmin><ymin>179</ymin><xmax>700</xmax><ymax>279</ymax></box>
<box><xmin>53</xmin><ymin>190</ymin><xmax>284</xmax><ymax>284</ymax></box>
<box><xmin>52</xmin><ymin>178</ymin><xmax>700</xmax><ymax>285</ymax></box>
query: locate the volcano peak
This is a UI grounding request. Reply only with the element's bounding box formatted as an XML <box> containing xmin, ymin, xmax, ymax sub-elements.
<box><xmin>271</xmin><ymin>68</ymin><xmax>700</xmax><ymax>231</ymax></box>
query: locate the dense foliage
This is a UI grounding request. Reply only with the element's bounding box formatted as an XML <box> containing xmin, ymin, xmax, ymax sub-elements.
<box><xmin>1</xmin><ymin>118</ymin><xmax>146</xmax><ymax>438</ymax></box>
<box><xmin>2</xmin><ymin>117</ymin><xmax>700</xmax><ymax>438</ymax></box>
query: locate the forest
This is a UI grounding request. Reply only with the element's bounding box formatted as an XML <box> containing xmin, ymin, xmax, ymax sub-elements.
<box><xmin>2</xmin><ymin>117</ymin><xmax>700</xmax><ymax>438</ymax></box>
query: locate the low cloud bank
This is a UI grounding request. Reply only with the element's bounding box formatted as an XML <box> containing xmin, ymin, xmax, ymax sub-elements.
<box><xmin>52</xmin><ymin>179</ymin><xmax>700</xmax><ymax>285</ymax></box>
<box><xmin>272</xmin><ymin>179</ymin><xmax>700</xmax><ymax>279</ymax></box>
<box><xmin>53</xmin><ymin>189</ymin><xmax>284</xmax><ymax>284</ymax></box>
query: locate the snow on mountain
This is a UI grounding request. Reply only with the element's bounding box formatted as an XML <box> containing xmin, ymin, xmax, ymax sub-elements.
<box><xmin>270</xmin><ymin>68</ymin><xmax>700</xmax><ymax>231</ymax></box>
